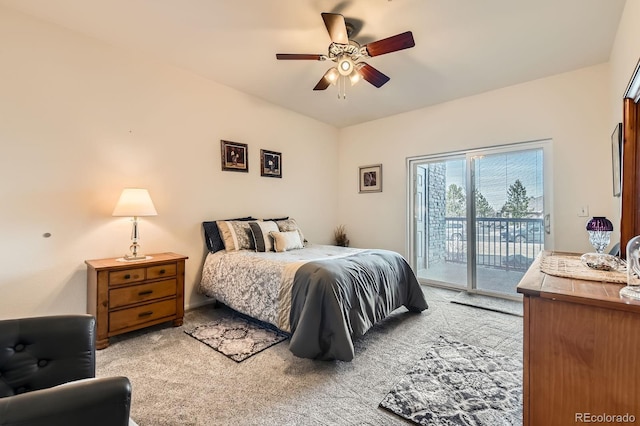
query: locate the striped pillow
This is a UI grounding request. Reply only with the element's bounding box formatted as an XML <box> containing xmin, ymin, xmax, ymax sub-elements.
<box><xmin>203</xmin><ymin>217</ymin><xmax>255</xmax><ymax>252</ymax></box>
<box><xmin>249</xmin><ymin>221</ymin><xmax>279</xmax><ymax>252</ymax></box>
<box><xmin>216</xmin><ymin>220</ymin><xmax>255</xmax><ymax>251</ymax></box>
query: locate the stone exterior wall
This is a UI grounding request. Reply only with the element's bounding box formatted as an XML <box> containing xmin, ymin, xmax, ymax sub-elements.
<box><xmin>426</xmin><ymin>163</ymin><xmax>446</xmax><ymax>266</ymax></box>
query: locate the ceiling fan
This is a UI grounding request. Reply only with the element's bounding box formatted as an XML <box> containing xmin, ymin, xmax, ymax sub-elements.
<box><xmin>276</xmin><ymin>13</ymin><xmax>415</xmax><ymax>97</ymax></box>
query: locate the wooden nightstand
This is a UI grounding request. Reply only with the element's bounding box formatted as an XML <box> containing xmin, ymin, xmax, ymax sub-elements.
<box><xmin>86</xmin><ymin>252</ymin><xmax>188</xmax><ymax>349</ymax></box>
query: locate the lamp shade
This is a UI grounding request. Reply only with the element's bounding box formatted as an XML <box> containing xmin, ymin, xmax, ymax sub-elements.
<box><xmin>586</xmin><ymin>217</ymin><xmax>613</xmax><ymax>232</ymax></box>
<box><xmin>112</xmin><ymin>188</ymin><xmax>157</xmax><ymax>217</ymax></box>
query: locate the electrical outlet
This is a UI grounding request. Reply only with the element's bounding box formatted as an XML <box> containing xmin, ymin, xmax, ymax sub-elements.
<box><xmin>578</xmin><ymin>205</ymin><xmax>589</xmax><ymax>217</ymax></box>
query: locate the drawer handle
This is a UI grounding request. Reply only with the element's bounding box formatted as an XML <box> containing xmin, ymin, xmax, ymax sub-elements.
<box><xmin>124</xmin><ymin>274</ymin><xmax>131</xmax><ymax>279</ymax></box>
<box><xmin>158</xmin><ymin>269</ymin><xmax>166</xmax><ymax>275</ymax></box>
<box><xmin>138</xmin><ymin>311</ymin><xmax>153</xmax><ymax>318</ymax></box>
<box><xmin>138</xmin><ymin>290</ymin><xmax>153</xmax><ymax>296</ymax></box>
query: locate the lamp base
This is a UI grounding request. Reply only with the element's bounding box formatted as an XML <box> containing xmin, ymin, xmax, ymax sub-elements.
<box><xmin>124</xmin><ymin>254</ymin><xmax>150</xmax><ymax>261</ymax></box>
<box><xmin>117</xmin><ymin>255</ymin><xmax>153</xmax><ymax>262</ymax></box>
<box><xmin>124</xmin><ymin>240</ymin><xmax>148</xmax><ymax>261</ymax></box>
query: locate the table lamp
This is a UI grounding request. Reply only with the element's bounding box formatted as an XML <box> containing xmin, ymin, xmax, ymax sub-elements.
<box><xmin>112</xmin><ymin>188</ymin><xmax>157</xmax><ymax>260</ymax></box>
<box><xmin>586</xmin><ymin>216</ymin><xmax>613</xmax><ymax>254</ymax></box>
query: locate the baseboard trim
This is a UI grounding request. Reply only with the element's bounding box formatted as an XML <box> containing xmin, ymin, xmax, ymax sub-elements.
<box><xmin>185</xmin><ymin>298</ymin><xmax>218</xmax><ymax>311</ymax></box>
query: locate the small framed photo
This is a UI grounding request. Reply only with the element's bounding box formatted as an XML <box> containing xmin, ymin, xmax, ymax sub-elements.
<box><xmin>221</xmin><ymin>140</ymin><xmax>248</xmax><ymax>172</ymax></box>
<box><xmin>359</xmin><ymin>164</ymin><xmax>382</xmax><ymax>193</ymax></box>
<box><xmin>260</xmin><ymin>149</ymin><xmax>282</xmax><ymax>178</ymax></box>
<box><xmin>612</xmin><ymin>123</ymin><xmax>622</xmax><ymax>197</ymax></box>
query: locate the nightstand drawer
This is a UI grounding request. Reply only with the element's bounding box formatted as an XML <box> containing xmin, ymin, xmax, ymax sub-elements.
<box><xmin>147</xmin><ymin>263</ymin><xmax>176</xmax><ymax>280</ymax></box>
<box><xmin>109</xmin><ymin>279</ymin><xmax>177</xmax><ymax>309</ymax></box>
<box><xmin>109</xmin><ymin>268</ymin><xmax>146</xmax><ymax>286</ymax></box>
<box><xmin>109</xmin><ymin>299</ymin><xmax>177</xmax><ymax>332</ymax></box>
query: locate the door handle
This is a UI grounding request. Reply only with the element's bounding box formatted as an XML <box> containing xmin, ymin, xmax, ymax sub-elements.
<box><xmin>544</xmin><ymin>214</ymin><xmax>551</xmax><ymax>234</ymax></box>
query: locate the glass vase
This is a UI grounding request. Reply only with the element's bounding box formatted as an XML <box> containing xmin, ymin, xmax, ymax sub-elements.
<box><xmin>620</xmin><ymin>235</ymin><xmax>640</xmax><ymax>300</ymax></box>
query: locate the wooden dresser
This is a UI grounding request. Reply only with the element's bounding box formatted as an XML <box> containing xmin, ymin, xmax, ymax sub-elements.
<box><xmin>86</xmin><ymin>252</ymin><xmax>188</xmax><ymax>349</ymax></box>
<box><xmin>517</xmin><ymin>251</ymin><xmax>640</xmax><ymax>426</ymax></box>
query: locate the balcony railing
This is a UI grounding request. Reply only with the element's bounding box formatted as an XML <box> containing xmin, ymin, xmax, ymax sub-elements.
<box><xmin>445</xmin><ymin>217</ymin><xmax>544</xmax><ymax>271</ymax></box>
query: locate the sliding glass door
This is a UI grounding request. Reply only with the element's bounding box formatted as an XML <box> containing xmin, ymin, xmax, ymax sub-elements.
<box><xmin>408</xmin><ymin>141</ymin><xmax>550</xmax><ymax>298</ymax></box>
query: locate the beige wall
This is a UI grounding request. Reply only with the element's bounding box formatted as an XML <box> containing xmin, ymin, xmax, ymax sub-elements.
<box><xmin>610</xmin><ymin>0</ymin><xmax>640</xmax><ymax>115</ymax></box>
<box><xmin>338</xmin><ymin>63</ymin><xmax>613</xmax><ymax>257</ymax></box>
<box><xmin>0</xmin><ymin>7</ymin><xmax>339</xmax><ymax>318</ymax></box>
<box><xmin>608</xmin><ymin>0</ymin><xmax>640</xmax><ymax>239</ymax></box>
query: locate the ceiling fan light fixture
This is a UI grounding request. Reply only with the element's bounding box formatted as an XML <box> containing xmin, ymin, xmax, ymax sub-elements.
<box><xmin>349</xmin><ymin>69</ymin><xmax>361</xmax><ymax>86</ymax></box>
<box><xmin>326</xmin><ymin>67</ymin><xmax>339</xmax><ymax>84</ymax></box>
<box><xmin>338</xmin><ymin>56</ymin><xmax>353</xmax><ymax>76</ymax></box>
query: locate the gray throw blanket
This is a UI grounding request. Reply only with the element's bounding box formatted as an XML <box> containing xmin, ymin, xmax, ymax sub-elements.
<box><xmin>288</xmin><ymin>249</ymin><xmax>428</xmax><ymax>361</ymax></box>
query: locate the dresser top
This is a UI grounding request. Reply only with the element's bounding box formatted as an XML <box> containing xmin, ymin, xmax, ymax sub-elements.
<box><xmin>517</xmin><ymin>250</ymin><xmax>640</xmax><ymax>312</ymax></box>
<box><xmin>85</xmin><ymin>252</ymin><xmax>188</xmax><ymax>270</ymax></box>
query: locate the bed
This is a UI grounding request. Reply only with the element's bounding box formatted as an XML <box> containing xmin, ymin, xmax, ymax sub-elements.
<box><xmin>199</xmin><ymin>218</ymin><xmax>428</xmax><ymax>361</ymax></box>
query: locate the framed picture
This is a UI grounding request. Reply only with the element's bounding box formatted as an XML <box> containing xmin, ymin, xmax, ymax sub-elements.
<box><xmin>221</xmin><ymin>140</ymin><xmax>248</xmax><ymax>172</ymax></box>
<box><xmin>359</xmin><ymin>164</ymin><xmax>382</xmax><ymax>193</ymax></box>
<box><xmin>260</xmin><ymin>149</ymin><xmax>282</xmax><ymax>178</ymax></box>
<box><xmin>612</xmin><ymin>123</ymin><xmax>622</xmax><ymax>197</ymax></box>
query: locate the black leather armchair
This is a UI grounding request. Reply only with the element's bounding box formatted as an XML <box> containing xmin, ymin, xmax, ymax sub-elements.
<box><xmin>0</xmin><ymin>315</ymin><xmax>131</xmax><ymax>426</ymax></box>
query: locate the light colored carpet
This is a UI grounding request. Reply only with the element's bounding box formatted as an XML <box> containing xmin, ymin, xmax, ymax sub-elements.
<box><xmin>96</xmin><ymin>286</ymin><xmax>523</xmax><ymax>426</ymax></box>
<box><xmin>451</xmin><ymin>292</ymin><xmax>523</xmax><ymax>317</ymax></box>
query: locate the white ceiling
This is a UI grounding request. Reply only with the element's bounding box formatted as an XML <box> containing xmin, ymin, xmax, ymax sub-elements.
<box><xmin>1</xmin><ymin>0</ymin><xmax>626</xmax><ymax>128</ymax></box>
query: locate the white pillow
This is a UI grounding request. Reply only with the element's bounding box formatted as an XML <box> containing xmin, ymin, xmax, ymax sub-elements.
<box><xmin>270</xmin><ymin>230</ymin><xmax>304</xmax><ymax>252</ymax></box>
<box><xmin>275</xmin><ymin>218</ymin><xmax>305</xmax><ymax>245</ymax></box>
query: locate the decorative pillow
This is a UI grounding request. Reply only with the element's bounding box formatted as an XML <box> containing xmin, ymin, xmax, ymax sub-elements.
<box><xmin>202</xmin><ymin>217</ymin><xmax>254</xmax><ymax>252</ymax></box>
<box><xmin>249</xmin><ymin>221</ymin><xmax>279</xmax><ymax>252</ymax></box>
<box><xmin>270</xmin><ymin>230</ymin><xmax>304</xmax><ymax>253</ymax></box>
<box><xmin>275</xmin><ymin>218</ymin><xmax>305</xmax><ymax>245</ymax></box>
<box><xmin>216</xmin><ymin>220</ymin><xmax>256</xmax><ymax>251</ymax></box>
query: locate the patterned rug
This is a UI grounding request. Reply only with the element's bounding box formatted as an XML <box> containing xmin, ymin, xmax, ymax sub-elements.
<box><xmin>184</xmin><ymin>315</ymin><xmax>289</xmax><ymax>362</ymax></box>
<box><xmin>379</xmin><ymin>336</ymin><xmax>522</xmax><ymax>425</ymax></box>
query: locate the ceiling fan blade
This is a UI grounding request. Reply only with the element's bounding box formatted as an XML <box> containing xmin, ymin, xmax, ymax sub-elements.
<box><xmin>365</xmin><ymin>31</ymin><xmax>415</xmax><ymax>57</ymax></box>
<box><xmin>276</xmin><ymin>54</ymin><xmax>325</xmax><ymax>60</ymax></box>
<box><xmin>313</xmin><ymin>68</ymin><xmax>338</xmax><ymax>90</ymax></box>
<box><xmin>313</xmin><ymin>77</ymin><xmax>331</xmax><ymax>91</ymax></box>
<box><xmin>321</xmin><ymin>12</ymin><xmax>349</xmax><ymax>44</ymax></box>
<box><xmin>358</xmin><ymin>63</ymin><xmax>390</xmax><ymax>88</ymax></box>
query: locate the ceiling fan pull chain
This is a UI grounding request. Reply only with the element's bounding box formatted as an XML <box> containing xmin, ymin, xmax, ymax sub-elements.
<box><xmin>340</xmin><ymin>76</ymin><xmax>347</xmax><ymax>100</ymax></box>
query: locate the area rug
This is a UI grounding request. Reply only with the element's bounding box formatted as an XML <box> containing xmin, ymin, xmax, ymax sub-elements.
<box><xmin>379</xmin><ymin>336</ymin><xmax>522</xmax><ymax>426</ymax></box>
<box><xmin>184</xmin><ymin>315</ymin><xmax>289</xmax><ymax>362</ymax></box>
<box><xmin>451</xmin><ymin>292</ymin><xmax>523</xmax><ymax>316</ymax></box>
